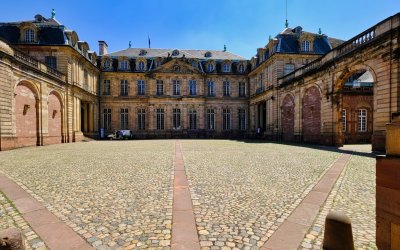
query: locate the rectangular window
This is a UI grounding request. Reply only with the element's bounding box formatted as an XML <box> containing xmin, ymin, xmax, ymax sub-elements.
<box><xmin>25</xmin><ymin>29</ymin><xmax>35</xmax><ymax>42</ymax></box>
<box><xmin>156</xmin><ymin>80</ymin><xmax>164</xmax><ymax>96</ymax></box>
<box><xmin>103</xmin><ymin>108</ymin><xmax>112</xmax><ymax>130</ymax></box>
<box><xmin>284</xmin><ymin>63</ymin><xmax>295</xmax><ymax>75</ymax></box>
<box><xmin>358</xmin><ymin>109</ymin><xmax>367</xmax><ymax>132</ymax></box>
<box><xmin>189</xmin><ymin>80</ymin><xmax>197</xmax><ymax>96</ymax></box>
<box><xmin>207</xmin><ymin>109</ymin><xmax>215</xmax><ymax>130</ymax></box>
<box><xmin>120</xmin><ymin>108</ymin><xmax>128</xmax><ymax>129</ymax></box>
<box><xmin>342</xmin><ymin>109</ymin><xmax>347</xmax><ymax>132</ymax></box>
<box><xmin>137</xmin><ymin>108</ymin><xmax>146</xmax><ymax>130</ymax></box>
<box><xmin>223</xmin><ymin>81</ymin><xmax>230</xmax><ymax>97</ymax></box>
<box><xmin>173</xmin><ymin>80</ymin><xmax>181</xmax><ymax>95</ymax></box>
<box><xmin>173</xmin><ymin>108</ymin><xmax>181</xmax><ymax>129</ymax></box>
<box><xmin>103</xmin><ymin>80</ymin><xmax>111</xmax><ymax>95</ymax></box>
<box><xmin>120</xmin><ymin>80</ymin><xmax>128</xmax><ymax>96</ymax></box>
<box><xmin>239</xmin><ymin>109</ymin><xmax>246</xmax><ymax>130</ymax></box>
<box><xmin>45</xmin><ymin>56</ymin><xmax>57</xmax><ymax>69</ymax></box>
<box><xmin>223</xmin><ymin>109</ymin><xmax>231</xmax><ymax>130</ymax></box>
<box><xmin>137</xmin><ymin>80</ymin><xmax>146</xmax><ymax>95</ymax></box>
<box><xmin>239</xmin><ymin>82</ymin><xmax>246</xmax><ymax>97</ymax></box>
<box><xmin>189</xmin><ymin>110</ymin><xmax>197</xmax><ymax>130</ymax></box>
<box><xmin>207</xmin><ymin>81</ymin><xmax>215</xmax><ymax>97</ymax></box>
<box><xmin>156</xmin><ymin>108</ymin><xmax>165</xmax><ymax>130</ymax></box>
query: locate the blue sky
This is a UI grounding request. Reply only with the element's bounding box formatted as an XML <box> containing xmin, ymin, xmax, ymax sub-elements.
<box><xmin>2</xmin><ymin>1</ymin><xmax>399</xmax><ymax>58</ymax></box>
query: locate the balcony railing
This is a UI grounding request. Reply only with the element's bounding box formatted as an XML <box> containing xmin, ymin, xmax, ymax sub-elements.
<box><xmin>14</xmin><ymin>49</ymin><xmax>38</xmax><ymax>68</ymax></box>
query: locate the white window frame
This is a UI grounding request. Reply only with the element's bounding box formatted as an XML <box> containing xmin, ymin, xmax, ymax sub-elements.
<box><xmin>302</xmin><ymin>40</ymin><xmax>311</xmax><ymax>52</ymax></box>
<box><xmin>156</xmin><ymin>80</ymin><xmax>164</xmax><ymax>95</ymax></box>
<box><xmin>223</xmin><ymin>109</ymin><xmax>231</xmax><ymax>130</ymax></box>
<box><xmin>120</xmin><ymin>80</ymin><xmax>128</xmax><ymax>96</ymax></box>
<box><xmin>207</xmin><ymin>63</ymin><xmax>214</xmax><ymax>73</ymax></box>
<box><xmin>238</xmin><ymin>64</ymin><xmax>245</xmax><ymax>73</ymax></box>
<box><xmin>223</xmin><ymin>81</ymin><xmax>230</xmax><ymax>97</ymax></box>
<box><xmin>137</xmin><ymin>80</ymin><xmax>146</xmax><ymax>95</ymax></box>
<box><xmin>120</xmin><ymin>60</ymin><xmax>129</xmax><ymax>70</ymax></box>
<box><xmin>222</xmin><ymin>63</ymin><xmax>230</xmax><ymax>73</ymax></box>
<box><xmin>173</xmin><ymin>80</ymin><xmax>181</xmax><ymax>95</ymax></box>
<box><xmin>138</xmin><ymin>61</ymin><xmax>145</xmax><ymax>71</ymax></box>
<box><xmin>24</xmin><ymin>29</ymin><xmax>35</xmax><ymax>42</ymax></box>
<box><xmin>358</xmin><ymin>109</ymin><xmax>367</xmax><ymax>132</ymax></box>
<box><xmin>342</xmin><ymin>109</ymin><xmax>347</xmax><ymax>132</ymax></box>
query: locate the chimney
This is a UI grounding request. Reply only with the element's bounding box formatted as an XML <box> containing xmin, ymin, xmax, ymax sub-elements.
<box><xmin>98</xmin><ymin>41</ymin><xmax>108</xmax><ymax>56</ymax></box>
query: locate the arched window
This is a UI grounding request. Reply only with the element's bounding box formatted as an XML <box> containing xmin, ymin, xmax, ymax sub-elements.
<box><xmin>207</xmin><ymin>63</ymin><xmax>214</xmax><ymax>73</ymax></box>
<box><xmin>302</xmin><ymin>40</ymin><xmax>311</xmax><ymax>52</ymax></box>
<box><xmin>138</xmin><ymin>61</ymin><xmax>145</xmax><ymax>71</ymax></box>
<box><xmin>205</xmin><ymin>51</ymin><xmax>212</xmax><ymax>58</ymax></box>
<box><xmin>24</xmin><ymin>29</ymin><xmax>35</xmax><ymax>42</ymax></box>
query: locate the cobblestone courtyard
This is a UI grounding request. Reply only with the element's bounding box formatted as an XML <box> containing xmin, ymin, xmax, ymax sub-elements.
<box><xmin>0</xmin><ymin>140</ymin><xmax>376</xmax><ymax>249</ymax></box>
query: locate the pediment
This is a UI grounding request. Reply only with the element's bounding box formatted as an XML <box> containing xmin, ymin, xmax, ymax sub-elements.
<box><xmin>151</xmin><ymin>58</ymin><xmax>203</xmax><ymax>75</ymax></box>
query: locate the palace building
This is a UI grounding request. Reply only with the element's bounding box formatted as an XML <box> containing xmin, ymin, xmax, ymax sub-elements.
<box><xmin>0</xmin><ymin>11</ymin><xmax>399</xmax><ymax>151</ymax></box>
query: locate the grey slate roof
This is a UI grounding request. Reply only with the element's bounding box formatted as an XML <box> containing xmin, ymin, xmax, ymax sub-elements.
<box><xmin>105</xmin><ymin>48</ymin><xmax>246</xmax><ymax>61</ymax></box>
<box><xmin>274</xmin><ymin>26</ymin><xmax>344</xmax><ymax>55</ymax></box>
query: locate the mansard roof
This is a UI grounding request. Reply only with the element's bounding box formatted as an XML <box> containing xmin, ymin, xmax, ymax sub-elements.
<box><xmin>104</xmin><ymin>48</ymin><xmax>246</xmax><ymax>61</ymax></box>
<box><xmin>274</xmin><ymin>26</ymin><xmax>344</xmax><ymax>54</ymax></box>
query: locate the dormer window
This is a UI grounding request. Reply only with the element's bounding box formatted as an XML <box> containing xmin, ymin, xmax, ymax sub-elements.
<box><xmin>172</xmin><ymin>50</ymin><xmax>179</xmax><ymax>56</ymax></box>
<box><xmin>238</xmin><ymin>64</ymin><xmax>245</xmax><ymax>73</ymax></box>
<box><xmin>207</xmin><ymin>63</ymin><xmax>214</xmax><ymax>73</ymax></box>
<box><xmin>138</xmin><ymin>61</ymin><xmax>145</xmax><ymax>71</ymax></box>
<box><xmin>103</xmin><ymin>60</ymin><xmax>111</xmax><ymax>70</ymax></box>
<box><xmin>222</xmin><ymin>63</ymin><xmax>230</xmax><ymax>73</ymax></box>
<box><xmin>302</xmin><ymin>40</ymin><xmax>311</xmax><ymax>52</ymax></box>
<box><xmin>205</xmin><ymin>51</ymin><xmax>212</xmax><ymax>58</ymax></box>
<box><xmin>24</xmin><ymin>29</ymin><xmax>35</xmax><ymax>43</ymax></box>
<box><xmin>191</xmin><ymin>61</ymin><xmax>198</xmax><ymax>69</ymax></box>
<box><xmin>120</xmin><ymin>60</ymin><xmax>129</xmax><ymax>70</ymax></box>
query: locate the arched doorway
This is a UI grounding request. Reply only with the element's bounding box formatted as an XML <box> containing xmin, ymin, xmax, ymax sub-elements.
<box><xmin>47</xmin><ymin>91</ymin><xmax>63</xmax><ymax>144</ymax></box>
<box><xmin>281</xmin><ymin>94</ymin><xmax>295</xmax><ymax>141</ymax></box>
<box><xmin>302</xmin><ymin>86</ymin><xmax>321</xmax><ymax>143</ymax></box>
<box><xmin>15</xmin><ymin>82</ymin><xmax>39</xmax><ymax>147</ymax></box>
<box><xmin>339</xmin><ymin>69</ymin><xmax>374</xmax><ymax>144</ymax></box>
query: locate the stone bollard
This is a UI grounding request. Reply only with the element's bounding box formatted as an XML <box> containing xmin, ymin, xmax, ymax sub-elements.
<box><xmin>0</xmin><ymin>228</ymin><xmax>26</xmax><ymax>250</ymax></box>
<box><xmin>322</xmin><ymin>211</ymin><xmax>354</xmax><ymax>250</ymax></box>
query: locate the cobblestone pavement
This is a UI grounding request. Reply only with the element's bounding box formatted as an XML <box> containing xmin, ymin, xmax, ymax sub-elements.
<box><xmin>0</xmin><ymin>141</ymin><xmax>174</xmax><ymax>249</ymax></box>
<box><xmin>0</xmin><ymin>191</ymin><xmax>47</xmax><ymax>250</ymax></box>
<box><xmin>180</xmin><ymin>140</ymin><xmax>342</xmax><ymax>249</ymax></box>
<box><xmin>300</xmin><ymin>145</ymin><xmax>377</xmax><ymax>250</ymax></box>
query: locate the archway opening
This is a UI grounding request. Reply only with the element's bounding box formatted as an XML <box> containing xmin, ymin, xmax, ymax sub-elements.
<box><xmin>340</xmin><ymin>69</ymin><xmax>374</xmax><ymax>144</ymax></box>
